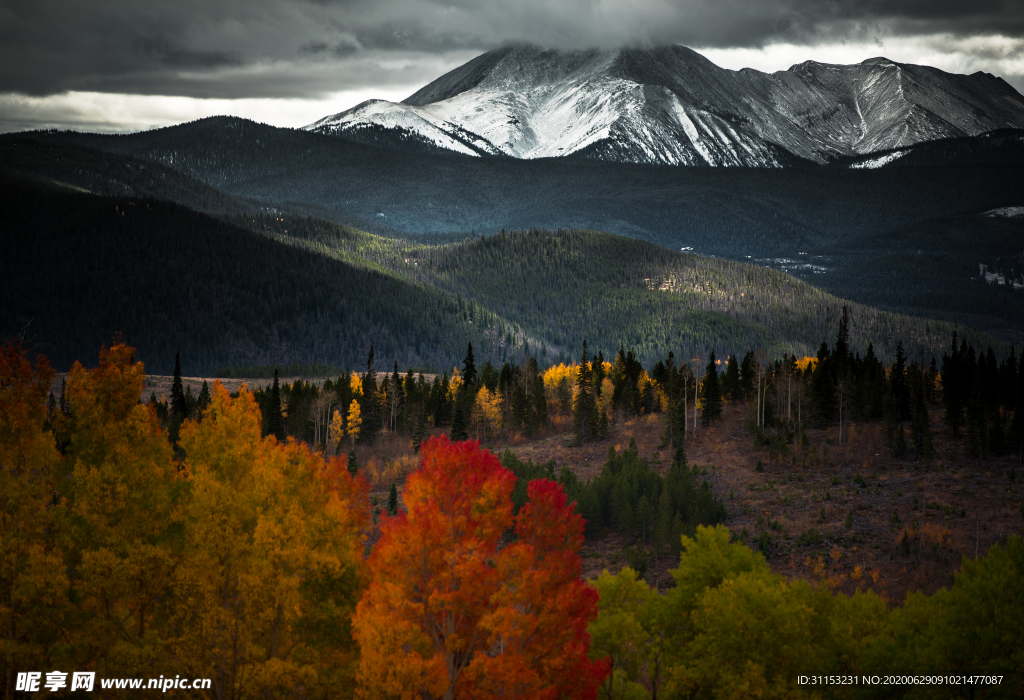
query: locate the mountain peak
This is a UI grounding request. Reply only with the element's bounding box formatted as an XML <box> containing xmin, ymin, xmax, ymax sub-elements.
<box><xmin>861</xmin><ymin>56</ymin><xmax>897</xmax><ymax>65</ymax></box>
<box><xmin>402</xmin><ymin>46</ymin><xmax>519</xmax><ymax>106</ymax></box>
<box><xmin>308</xmin><ymin>45</ymin><xmax>1024</xmax><ymax>167</ymax></box>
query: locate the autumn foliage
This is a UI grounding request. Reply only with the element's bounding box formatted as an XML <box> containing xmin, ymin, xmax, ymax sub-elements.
<box><xmin>173</xmin><ymin>382</ymin><xmax>369</xmax><ymax>696</ymax></box>
<box><xmin>0</xmin><ymin>343</ymin><xmax>64</xmax><ymax>682</ymax></box>
<box><xmin>353</xmin><ymin>435</ymin><xmax>609</xmax><ymax>699</ymax></box>
<box><xmin>3</xmin><ymin>343</ymin><xmax>606</xmax><ymax>699</ymax></box>
<box><xmin>1</xmin><ymin>342</ymin><xmax>370</xmax><ymax>699</ymax></box>
<box><xmin>7</xmin><ymin>341</ymin><xmax>1024</xmax><ymax>699</ymax></box>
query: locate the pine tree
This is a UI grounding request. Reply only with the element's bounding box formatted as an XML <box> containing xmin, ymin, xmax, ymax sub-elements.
<box><xmin>184</xmin><ymin>385</ymin><xmax>196</xmax><ymax>419</ymax></box>
<box><xmin>672</xmin><ymin>443</ymin><xmax>688</xmax><ymax>471</ymax></box>
<box><xmin>59</xmin><ymin>378</ymin><xmax>70</xmax><ymax>416</ymax></box>
<box><xmin>267</xmin><ymin>369</ymin><xmax>285</xmax><ymax>441</ymax></box>
<box><xmin>573</xmin><ymin>341</ymin><xmax>599</xmax><ymax>444</ymax></box>
<box><xmin>663</xmin><ymin>372</ymin><xmax>687</xmax><ymax>448</ymax></box>
<box><xmin>597</xmin><ymin>407</ymin><xmax>609</xmax><ymax>438</ymax></box>
<box><xmin>593</xmin><ymin>351</ymin><xmax>606</xmax><ymax>387</ymax></box>
<box><xmin>834</xmin><ymin>305</ymin><xmax>850</xmax><ymax>373</ymax></box>
<box><xmin>655</xmin><ymin>486</ymin><xmax>674</xmax><ymax>553</ymax></box>
<box><xmin>387</xmin><ymin>482</ymin><xmax>399</xmax><ymax>516</ymax></box>
<box><xmin>461</xmin><ymin>342</ymin><xmax>477</xmax><ymax>393</ymax></box>
<box><xmin>451</xmin><ymin>404</ymin><xmax>468</xmax><ymax>442</ymax></box>
<box><xmin>925</xmin><ymin>358</ymin><xmax>940</xmax><ymax>405</ymax></box>
<box><xmin>723</xmin><ymin>354</ymin><xmax>740</xmax><ymax>401</ymax></box>
<box><xmin>347</xmin><ymin>448</ymin><xmax>359</xmax><ymax>477</ymax></box>
<box><xmin>910</xmin><ymin>370</ymin><xmax>934</xmax><ymax>460</ymax></box>
<box><xmin>170</xmin><ymin>351</ymin><xmax>186</xmax><ymax>420</ymax></box>
<box><xmin>388</xmin><ymin>361</ymin><xmax>404</xmax><ymax>433</ymax></box>
<box><xmin>450</xmin><ymin>343</ymin><xmax>476</xmax><ymax>442</ymax></box>
<box><xmin>361</xmin><ymin>347</ymin><xmax>382</xmax><ymax>442</ymax></box>
<box><xmin>739</xmin><ymin>351</ymin><xmax>756</xmax><ymax>401</ymax></box>
<box><xmin>413</xmin><ymin>411</ymin><xmax>427</xmax><ymax>453</ymax></box>
<box><xmin>942</xmin><ymin>333</ymin><xmax>964</xmax><ymax>436</ymax></box>
<box><xmin>891</xmin><ymin>341</ymin><xmax>910</xmax><ymax>422</ymax></box>
<box><xmin>811</xmin><ymin>342</ymin><xmax>835</xmax><ymax>427</ymax></box>
<box><xmin>529</xmin><ymin>359</ymin><xmax>547</xmax><ymax>433</ymax></box>
<box><xmin>435</xmin><ymin>372</ymin><xmax>452</xmax><ymax>427</ymax></box>
<box><xmin>196</xmin><ymin>380</ymin><xmax>211</xmax><ymax>417</ymax></box>
<box><xmin>701</xmin><ymin>351</ymin><xmax>723</xmax><ymax>426</ymax></box>
<box><xmin>511</xmin><ymin>382</ymin><xmax>528</xmax><ymax>432</ymax></box>
<box><xmin>862</xmin><ymin>343</ymin><xmax>885</xmax><ymax>420</ymax></box>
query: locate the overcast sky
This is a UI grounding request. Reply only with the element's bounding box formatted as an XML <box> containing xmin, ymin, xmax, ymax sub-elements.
<box><xmin>1</xmin><ymin>0</ymin><xmax>1022</xmax><ymax>133</ymax></box>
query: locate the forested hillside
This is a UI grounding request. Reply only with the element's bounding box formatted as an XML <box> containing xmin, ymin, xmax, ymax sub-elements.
<box><xmin>15</xmin><ymin>123</ymin><xmax>1024</xmax><ymax>338</ymax></box>
<box><xmin>815</xmin><ymin>210</ymin><xmax>1024</xmax><ymax>342</ymax></box>
<box><xmin>0</xmin><ymin>167</ymin><xmax>1006</xmax><ymax>376</ymax></box>
<box><xmin>240</xmin><ymin>213</ymin><xmax>1003</xmax><ymax>365</ymax></box>
<box><xmin>0</xmin><ymin>175</ymin><xmax>506</xmax><ymax>375</ymax></box>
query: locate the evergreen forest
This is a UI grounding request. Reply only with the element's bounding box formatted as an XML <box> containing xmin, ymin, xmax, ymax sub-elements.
<box><xmin>0</xmin><ymin>164</ymin><xmax>1008</xmax><ymax>376</ymax></box>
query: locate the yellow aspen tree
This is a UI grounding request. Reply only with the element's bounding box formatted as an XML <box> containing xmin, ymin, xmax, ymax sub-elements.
<box><xmin>60</xmin><ymin>343</ymin><xmax>180</xmax><ymax>677</ymax></box>
<box><xmin>470</xmin><ymin>387</ymin><xmax>503</xmax><ymax>438</ymax></box>
<box><xmin>329</xmin><ymin>409</ymin><xmax>345</xmax><ymax>455</ymax></box>
<box><xmin>599</xmin><ymin>377</ymin><xmax>616</xmax><ymax>424</ymax></box>
<box><xmin>173</xmin><ymin>383</ymin><xmax>369</xmax><ymax>699</ymax></box>
<box><xmin>447</xmin><ymin>367</ymin><xmax>463</xmax><ymax>403</ymax></box>
<box><xmin>636</xmin><ymin>370</ymin><xmax>654</xmax><ymax>414</ymax></box>
<box><xmin>346</xmin><ymin>399</ymin><xmax>362</xmax><ymax>449</ymax></box>
<box><xmin>0</xmin><ymin>343</ymin><xmax>68</xmax><ymax>678</ymax></box>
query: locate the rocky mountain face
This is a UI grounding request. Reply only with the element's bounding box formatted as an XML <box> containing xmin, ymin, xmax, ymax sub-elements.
<box><xmin>306</xmin><ymin>45</ymin><xmax>1024</xmax><ymax>166</ymax></box>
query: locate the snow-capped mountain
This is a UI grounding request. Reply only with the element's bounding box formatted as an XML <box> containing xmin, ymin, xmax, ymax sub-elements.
<box><xmin>306</xmin><ymin>44</ymin><xmax>1024</xmax><ymax>167</ymax></box>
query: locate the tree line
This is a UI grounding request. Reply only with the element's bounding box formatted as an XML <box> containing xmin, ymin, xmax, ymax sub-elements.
<box><xmin>150</xmin><ymin>297</ymin><xmax>1024</xmax><ymax>483</ymax></box>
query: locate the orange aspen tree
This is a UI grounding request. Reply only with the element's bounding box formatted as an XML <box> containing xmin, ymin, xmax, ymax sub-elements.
<box><xmin>352</xmin><ymin>436</ymin><xmax>608</xmax><ymax>699</ymax></box>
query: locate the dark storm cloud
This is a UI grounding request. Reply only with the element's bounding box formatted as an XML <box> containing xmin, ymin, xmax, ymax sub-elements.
<box><xmin>1</xmin><ymin>0</ymin><xmax>1022</xmax><ymax>99</ymax></box>
<box><xmin>632</xmin><ymin>0</ymin><xmax>1024</xmax><ymax>48</ymax></box>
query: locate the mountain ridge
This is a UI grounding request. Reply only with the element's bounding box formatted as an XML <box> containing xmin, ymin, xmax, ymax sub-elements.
<box><xmin>307</xmin><ymin>44</ymin><xmax>1024</xmax><ymax>166</ymax></box>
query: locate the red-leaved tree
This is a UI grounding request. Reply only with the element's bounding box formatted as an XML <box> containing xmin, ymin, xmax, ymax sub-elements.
<box><xmin>353</xmin><ymin>435</ymin><xmax>609</xmax><ymax>699</ymax></box>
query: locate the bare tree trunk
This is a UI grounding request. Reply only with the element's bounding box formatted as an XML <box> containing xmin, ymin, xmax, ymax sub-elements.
<box><xmin>756</xmin><ymin>374</ymin><xmax>761</xmax><ymax>428</ymax></box>
<box><xmin>694</xmin><ymin>378</ymin><xmax>699</xmax><ymax>438</ymax></box>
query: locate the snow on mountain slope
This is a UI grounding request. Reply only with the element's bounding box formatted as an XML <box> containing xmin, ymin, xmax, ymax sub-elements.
<box><xmin>305</xmin><ymin>99</ymin><xmax>504</xmax><ymax>157</ymax></box>
<box><xmin>306</xmin><ymin>45</ymin><xmax>1024</xmax><ymax>167</ymax></box>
